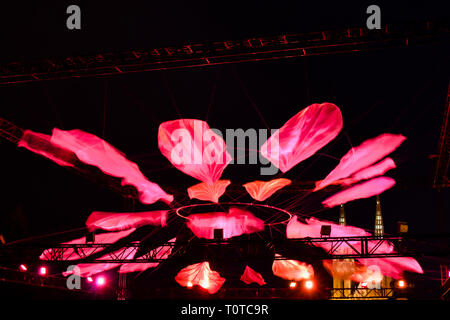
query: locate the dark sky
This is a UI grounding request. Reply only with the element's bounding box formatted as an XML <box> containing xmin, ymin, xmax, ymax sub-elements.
<box><xmin>0</xmin><ymin>1</ymin><xmax>449</xmax><ymax>260</ymax></box>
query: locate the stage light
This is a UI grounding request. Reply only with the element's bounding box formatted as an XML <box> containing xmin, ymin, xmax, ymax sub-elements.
<box><xmin>87</xmin><ymin>276</ymin><xmax>93</xmax><ymax>283</ymax></box>
<box><xmin>304</xmin><ymin>280</ymin><xmax>314</xmax><ymax>290</ymax></box>
<box><xmin>19</xmin><ymin>264</ymin><xmax>27</xmax><ymax>272</ymax></box>
<box><xmin>96</xmin><ymin>276</ymin><xmax>106</xmax><ymax>287</ymax></box>
<box><xmin>448</xmin><ymin>270</ymin><xmax>450</xmax><ymax>278</ymax></box>
<box><xmin>39</xmin><ymin>266</ymin><xmax>47</xmax><ymax>276</ymax></box>
<box><xmin>187</xmin><ymin>281</ymin><xmax>193</xmax><ymax>288</ymax></box>
<box><xmin>360</xmin><ymin>282</ymin><xmax>368</xmax><ymax>288</ymax></box>
<box><xmin>397</xmin><ymin>279</ymin><xmax>406</xmax><ymax>289</ymax></box>
<box><xmin>289</xmin><ymin>281</ymin><xmax>297</xmax><ymax>289</ymax></box>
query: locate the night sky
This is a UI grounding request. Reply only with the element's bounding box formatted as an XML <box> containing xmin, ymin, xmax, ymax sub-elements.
<box><xmin>0</xmin><ymin>1</ymin><xmax>449</xmax><ymax>295</ymax></box>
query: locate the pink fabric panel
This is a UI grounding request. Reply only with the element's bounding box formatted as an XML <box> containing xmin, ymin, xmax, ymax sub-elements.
<box><xmin>187</xmin><ymin>180</ymin><xmax>231</xmax><ymax>203</ymax></box>
<box><xmin>175</xmin><ymin>261</ymin><xmax>226</xmax><ymax>294</ymax></box>
<box><xmin>86</xmin><ymin>211</ymin><xmax>168</xmax><ymax>232</ymax></box>
<box><xmin>272</xmin><ymin>254</ymin><xmax>314</xmax><ymax>281</ymax></box>
<box><xmin>240</xmin><ymin>266</ymin><xmax>266</xmax><ymax>286</ymax></box>
<box><xmin>243</xmin><ymin>178</ymin><xmax>291</xmax><ymax>201</ymax></box>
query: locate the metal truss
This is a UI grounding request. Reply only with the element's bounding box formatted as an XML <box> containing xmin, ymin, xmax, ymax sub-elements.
<box><xmin>1</xmin><ymin>21</ymin><xmax>448</xmax><ymax>84</ymax></box>
<box><xmin>0</xmin><ymin>118</ymin><xmax>24</xmax><ymax>144</ymax></box>
<box><xmin>11</xmin><ymin>234</ymin><xmax>450</xmax><ymax>264</ymax></box>
<box><xmin>433</xmin><ymin>83</ymin><xmax>450</xmax><ymax>189</ymax></box>
<box><xmin>329</xmin><ymin>288</ymin><xmax>395</xmax><ymax>300</ymax></box>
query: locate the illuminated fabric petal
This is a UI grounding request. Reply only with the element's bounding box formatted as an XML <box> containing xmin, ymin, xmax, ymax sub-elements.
<box><xmin>272</xmin><ymin>254</ymin><xmax>314</xmax><ymax>281</ymax></box>
<box><xmin>358</xmin><ymin>257</ymin><xmax>423</xmax><ymax>279</ymax></box>
<box><xmin>240</xmin><ymin>266</ymin><xmax>266</xmax><ymax>286</ymax></box>
<box><xmin>187</xmin><ymin>180</ymin><xmax>231</xmax><ymax>203</ymax></box>
<box><xmin>243</xmin><ymin>178</ymin><xmax>292</xmax><ymax>201</ymax></box>
<box><xmin>260</xmin><ymin>103</ymin><xmax>343</xmax><ymax>173</ymax></box>
<box><xmin>158</xmin><ymin>119</ymin><xmax>232</xmax><ymax>185</ymax></box>
<box><xmin>175</xmin><ymin>261</ymin><xmax>226</xmax><ymax>294</ymax></box>
<box><xmin>322</xmin><ymin>176</ymin><xmax>396</xmax><ymax>208</ymax></box>
<box><xmin>323</xmin><ymin>259</ymin><xmax>363</xmax><ymax>280</ymax></box>
<box><xmin>51</xmin><ymin>128</ymin><xmax>173</xmax><ymax>204</ymax></box>
<box><xmin>62</xmin><ymin>245</ymin><xmax>138</xmax><ymax>278</ymax></box>
<box><xmin>118</xmin><ymin>238</ymin><xmax>175</xmax><ymax>273</ymax></box>
<box><xmin>349</xmin><ymin>264</ymin><xmax>384</xmax><ymax>284</ymax></box>
<box><xmin>18</xmin><ymin>130</ymin><xmax>75</xmax><ymax>167</ymax></box>
<box><xmin>40</xmin><ymin>228</ymin><xmax>136</xmax><ymax>261</ymax></box>
<box><xmin>315</xmin><ymin>134</ymin><xmax>406</xmax><ymax>190</ymax></box>
<box><xmin>186</xmin><ymin>207</ymin><xmax>264</xmax><ymax>239</ymax></box>
<box><xmin>86</xmin><ymin>211</ymin><xmax>168</xmax><ymax>232</ymax></box>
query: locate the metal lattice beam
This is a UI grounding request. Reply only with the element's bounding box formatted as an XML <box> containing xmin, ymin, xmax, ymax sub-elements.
<box><xmin>434</xmin><ymin>83</ymin><xmax>450</xmax><ymax>189</ymax></box>
<box><xmin>1</xmin><ymin>21</ymin><xmax>449</xmax><ymax>84</ymax></box>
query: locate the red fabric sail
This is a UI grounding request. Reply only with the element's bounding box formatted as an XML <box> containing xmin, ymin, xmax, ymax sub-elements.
<box><xmin>240</xmin><ymin>266</ymin><xmax>266</xmax><ymax>286</ymax></box>
<box><xmin>358</xmin><ymin>257</ymin><xmax>423</xmax><ymax>280</ymax></box>
<box><xmin>40</xmin><ymin>228</ymin><xmax>136</xmax><ymax>261</ymax></box>
<box><xmin>272</xmin><ymin>254</ymin><xmax>314</xmax><ymax>281</ymax></box>
<box><xmin>158</xmin><ymin>119</ymin><xmax>232</xmax><ymax>185</ymax></box>
<box><xmin>260</xmin><ymin>103</ymin><xmax>343</xmax><ymax>173</ymax></box>
<box><xmin>336</xmin><ymin>157</ymin><xmax>396</xmax><ymax>186</ymax></box>
<box><xmin>187</xmin><ymin>180</ymin><xmax>231</xmax><ymax>203</ymax></box>
<box><xmin>18</xmin><ymin>130</ymin><xmax>75</xmax><ymax>167</ymax></box>
<box><xmin>175</xmin><ymin>261</ymin><xmax>226</xmax><ymax>294</ymax></box>
<box><xmin>186</xmin><ymin>207</ymin><xmax>264</xmax><ymax>239</ymax></box>
<box><xmin>119</xmin><ymin>238</ymin><xmax>175</xmax><ymax>273</ymax></box>
<box><xmin>243</xmin><ymin>178</ymin><xmax>292</xmax><ymax>201</ymax></box>
<box><xmin>62</xmin><ymin>245</ymin><xmax>138</xmax><ymax>278</ymax></box>
<box><xmin>86</xmin><ymin>211</ymin><xmax>168</xmax><ymax>232</ymax></box>
<box><xmin>50</xmin><ymin>128</ymin><xmax>173</xmax><ymax>205</ymax></box>
<box><xmin>322</xmin><ymin>176</ymin><xmax>396</xmax><ymax>208</ymax></box>
<box><xmin>315</xmin><ymin>134</ymin><xmax>406</xmax><ymax>190</ymax></box>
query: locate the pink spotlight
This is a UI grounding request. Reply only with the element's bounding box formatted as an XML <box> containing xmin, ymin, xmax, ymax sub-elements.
<box><xmin>96</xmin><ymin>276</ymin><xmax>106</xmax><ymax>287</ymax></box>
<box><xmin>304</xmin><ymin>280</ymin><xmax>314</xmax><ymax>290</ymax></box>
<box><xmin>39</xmin><ymin>266</ymin><xmax>47</xmax><ymax>276</ymax></box>
<box><xmin>87</xmin><ymin>276</ymin><xmax>94</xmax><ymax>283</ymax></box>
<box><xmin>19</xmin><ymin>264</ymin><xmax>27</xmax><ymax>272</ymax></box>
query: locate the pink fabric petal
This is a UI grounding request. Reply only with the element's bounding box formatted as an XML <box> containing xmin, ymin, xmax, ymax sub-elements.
<box><xmin>50</xmin><ymin>128</ymin><xmax>173</xmax><ymax>204</ymax></box>
<box><xmin>315</xmin><ymin>134</ymin><xmax>405</xmax><ymax>190</ymax></box>
<box><xmin>243</xmin><ymin>178</ymin><xmax>292</xmax><ymax>201</ymax></box>
<box><xmin>240</xmin><ymin>266</ymin><xmax>266</xmax><ymax>286</ymax></box>
<box><xmin>272</xmin><ymin>254</ymin><xmax>314</xmax><ymax>281</ymax></box>
<box><xmin>186</xmin><ymin>207</ymin><xmax>264</xmax><ymax>239</ymax></box>
<box><xmin>40</xmin><ymin>228</ymin><xmax>136</xmax><ymax>261</ymax></box>
<box><xmin>260</xmin><ymin>103</ymin><xmax>343</xmax><ymax>173</ymax></box>
<box><xmin>158</xmin><ymin>119</ymin><xmax>232</xmax><ymax>185</ymax></box>
<box><xmin>322</xmin><ymin>176</ymin><xmax>396</xmax><ymax>208</ymax></box>
<box><xmin>175</xmin><ymin>261</ymin><xmax>226</xmax><ymax>294</ymax></box>
<box><xmin>358</xmin><ymin>257</ymin><xmax>423</xmax><ymax>279</ymax></box>
<box><xmin>86</xmin><ymin>211</ymin><xmax>168</xmax><ymax>232</ymax></box>
<box><xmin>187</xmin><ymin>180</ymin><xmax>231</xmax><ymax>203</ymax></box>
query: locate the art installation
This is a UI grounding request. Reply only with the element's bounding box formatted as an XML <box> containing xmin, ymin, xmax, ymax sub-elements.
<box><xmin>86</xmin><ymin>211</ymin><xmax>168</xmax><ymax>232</ymax></box>
<box><xmin>175</xmin><ymin>261</ymin><xmax>226</xmax><ymax>294</ymax></box>
<box><xmin>187</xmin><ymin>180</ymin><xmax>231</xmax><ymax>203</ymax></box>
<box><xmin>272</xmin><ymin>254</ymin><xmax>314</xmax><ymax>281</ymax></box>
<box><xmin>240</xmin><ymin>266</ymin><xmax>266</xmax><ymax>286</ymax></box>
<box><xmin>243</xmin><ymin>178</ymin><xmax>292</xmax><ymax>201</ymax></box>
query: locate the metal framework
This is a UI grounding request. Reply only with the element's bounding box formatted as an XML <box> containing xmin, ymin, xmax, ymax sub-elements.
<box><xmin>329</xmin><ymin>288</ymin><xmax>395</xmax><ymax>300</ymax></box>
<box><xmin>433</xmin><ymin>83</ymin><xmax>450</xmax><ymax>189</ymax></box>
<box><xmin>9</xmin><ymin>234</ymin><xmax>449</xmax><ymax>264</ymax></box>
<box><xmin>1</xmin><ymin>21</ymin><xmax>448</xmax><ymax>84</ymax></box>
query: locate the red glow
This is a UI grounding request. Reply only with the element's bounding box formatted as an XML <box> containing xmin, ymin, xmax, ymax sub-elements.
<box><xmin>96</xmin><ymin>276</ymin><xmax>106</xmax><ymax>287</ymax></box>
<box><xmin>361</xmin><ymin>282</ymin><xmax>368</xmax><ymax>288</ymax></box>
<box><xmin>19</xmin><ymin>264</ymin><xmax>27</xmax><ymax>271</ymax></box>
<box><xmin>304</xmin><ymin>280</ymin><xmax>314</xmax><ymax>290</ymax></box>
<box><xmin>187</xmin><ymin>180</ymin><xmax>231</xmax><ymax>203</ymax></box>
<box><xmin>87</xmin><ymin>277</ymin><xmax>93</xmax><ymax>282</ymax></box>
<box><xmin>397</xmin><ymin>280</ymin><xmax>406</xmax><ymax>288</ymax></box>
<box><xmin>39</xmin><ymin>266</ymin><xmax>47</xmax><ymax>276</ymax></box>
<box><xmin>86</xmin><ymin>211</ymin><xmax>168</xmax><ymax>232</ymax></box>
<box><xmin>448</xmin><ymin>270</ymin><xmax>450</xmax><ymax>278</ymax></box>
<box><xmin>289</xmin><ymin>282</ymin><xmax>297</xmax><ymax>289</ymax></box>
<box><xmin>240</xmin><ymin>266</ymin><xmax>266</xmax><ymax>286</ymax></box>
<box><xmin>243</xmin><ymin>178</ymin><xmax>292</xmax><ymax>201</ymax></box>
<box><xmin>175</xmin><ymin>261</ymin><xmax>225</xmax><ymax>294</ymax></box>
<box><xmin>272</xmin><ymin>254</ymin><xmax>314</xmax><ymax>281</ymax></box>
<box><xmin>187</xmin><ymin>281</ymin><xmax>193</xmax><ymax>288</ymax></box>
<box><xmin>261</xmin><ymin>103</ymin><xmax>343</xmax><ymax>173</ymax></box>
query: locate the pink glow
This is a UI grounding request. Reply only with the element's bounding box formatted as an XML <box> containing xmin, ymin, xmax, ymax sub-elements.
<box><xmin>175</xmin><ymin>261</ymin><xmax>225</xmax><ymax>294</ymax></box>
<box><xmin>272</xmin><ymin>254</ymin><xmax>314</xmax><ymax>281</ymax></box>
<box><xmin>315</xmin><ymin>133</ymin><xmax>406</xmax><ymax>190</ymax></box>
<box><xmin>96</xmin><ymin>276</ymin><xmax>106</xmax><ymax>287</ymax></box>
<box><xmin>243</xmin><ymin>178</ymin><xmax>291</xmax><ymax>201</ymax></box>
<box><xmin>304</xmin><ymin>280</ymin><xmax>314</xmax><ymax>290</ymax></box>
<box><xmin>358</xmin><ymin>257</ymin><xmax>423</xmax><ymax>280</ymax></box>
<box><xmin>260</xmin><ymin>103</ymin><xmax>343</xmax><ymax>173</ymax></box>
<box><xmin>86</xmin><ymin>211</ymin><xmax>168</xmax><ymax>232</ymax></box>
<box><xmin>87</xmin><ymin>276</ymin><xmax>94</xmax><ymax>282</ymax></box>
<box><xmin>158</xmin><ymin>119</ymin><xmax>232</xmax><ymax>185</ymax></box>
<box><xmin>337</xmin><ymin>158</ymin><xmax>397</xmax><ymax>186</ymax></box>
<box><xmin>19</xmin><ymin>264</ymin><xmax>27</xmax><ymax>271</ymax></box>
<box><xmin>321</xmin><ymin>176</ymin><xmax>396</xmax><ymax>208</ymax></box>
<box><xmin>322</xmin><ymin>259</ymin><xmax>363</xmax><ymax>280</ymax></box>
<box><xmin>39</xmin><ymin>266</ymin><xmax>47</xmax><ymax>275</ymax></box>
<box><xmin>187</xmin><ymin>180</ymin><xmax>231</xmax><ymax>203</ymax></box>
<box><xmin>118</xmin><ymin>238</ymin><xmax>175</xmax><ymax>273</ymax></box>
<box><xmin>50</xmin><ymin>128</ymin><xmax>173</xmax><ymax>204</ymax></box>
<box><xmin>240</xmin><ymin>266</ymin><xmax>266</xmax><ymax>286</ymax></box>
<box><xmin>186</xmin><ymin>207</ymin><xmax>264</xmax><ymax>239</ymax></box>
<box><xmin>40</xmin><ymin>228</ymin><xmax>136</xmax><ymax>261</ymax></box>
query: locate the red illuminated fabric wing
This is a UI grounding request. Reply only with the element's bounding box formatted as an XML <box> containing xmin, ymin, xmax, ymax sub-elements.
<box><xmin>50</xmin><ymin>128</ymin><xmax>173</xmax><ymax>205</ymax></box>
<box><xmin>243</xmin><ymin>178</ymin><xmax>292</xmax><ymax>201</ymax></box>
<box><xmin>119</xmin><ymin>238</ymin><xmax>175</xmax><ymax>273</ymax></box>
<box><xmin>315</xmin><ymin>134</ymin><xmax>405</xmax><ymax>190</ymax></box>
<box><xmin>240</xmin><ymin>266</ymin><xmax>266</xmax><ymax>286</ymax></box>
<box><xmin>358</xmin><ymin>257</ymin><xmax>423</xmax><ymax>280</ymax></box>
<box><xmin>40</xmin><ymin>228</ymin><xmax>136</xmax><ymax>261</ymax></box>
<box><xmin>321</xmin><ymin>176</ymin><xmax>396</xmax><ymax>208</ymax></box>
<box><xmin>86</xmin><ymin>211</ymin><xmax>168</xmax><ymax>232</ymax></box>
<box><xmin>158</xmin><ymin>119</ymin><xmax>232</xmax><ymax>185</ymax></box>
<box><xmin>186</xmin><ymin>207</ymin><xmax>264</xmax><ymax>239</ymax></box>
<box><xmin>260</xmin><ymin>103</ymin><xmax>343</xmax><ymax>173</ymax></box>
<box><xmin>187</xmin><ymin>180</ymin><xmax>231</xmax><ymax>203</ymax></box>
<box><xmin>272</xmin><ymin>254</ymin><xmax>314</xmax><ymax>281</ymax></box>
<box><xmin>175</xmin><ymin>261</ymin><xmax>225</xmax><ymax>294</ymax></box>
